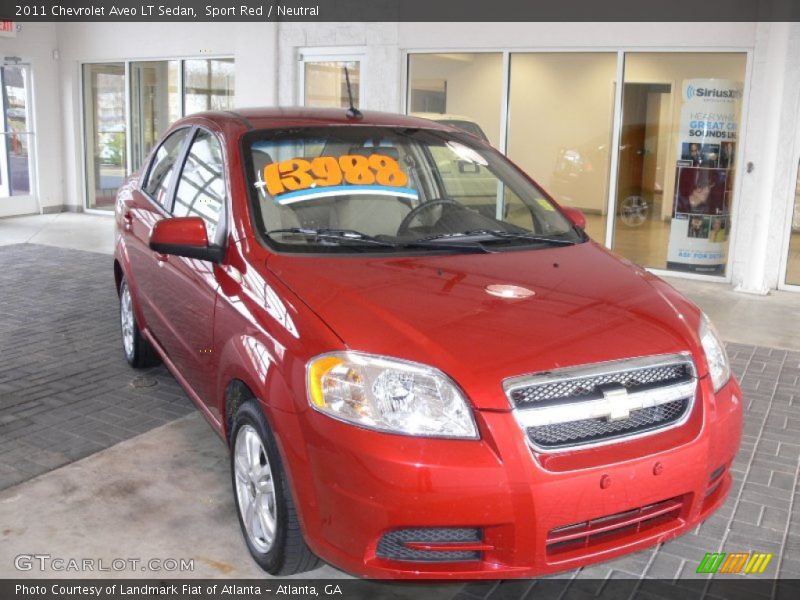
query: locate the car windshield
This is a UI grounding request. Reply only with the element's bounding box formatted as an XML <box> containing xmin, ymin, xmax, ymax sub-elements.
<box><xmin>244</xmin><ymin>126</ymin><xmax>584</xmax><ymax>254</ymax></box>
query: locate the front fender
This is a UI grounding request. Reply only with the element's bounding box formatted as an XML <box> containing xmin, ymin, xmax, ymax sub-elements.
<box><xmin>215</xmin><ymin>333</ymin><xmax>301</xmax><ymax>433</ymax></box>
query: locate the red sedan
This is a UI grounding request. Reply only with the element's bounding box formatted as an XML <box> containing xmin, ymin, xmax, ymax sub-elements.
<box><xmin>113</xmin><ymin>108</ymin><xmax>742</xmax><ymax>578</ymax></box>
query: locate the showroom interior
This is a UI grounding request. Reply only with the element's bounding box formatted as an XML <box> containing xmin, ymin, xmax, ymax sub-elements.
<box><xmin>1</xmin><ymin>19</ymin><xmax>800</xmax><ymax>584</ymax></box>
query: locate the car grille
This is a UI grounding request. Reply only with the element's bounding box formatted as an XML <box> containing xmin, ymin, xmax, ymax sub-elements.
<box><xmin>509</xmin><ymin>362</ymin><xmax>692</xmax><ymax>406</ymax></box>
<box><xmin>376</xmin><ymin>528</ymin><xmax>483</xmax><ymax>562</ymax></box>
<box><xmin>504</xmin><ymin>353</ymin><xmax>696</xmax><ymax>452</ymax></box>
<box><xmin>546</xmin><ymin>495</ymin><xmax>686</xmax><ymax>558</ymax></box>
<box><xmin>527</xmin><ymin>398</ymin><xmax>688</xmax><ymax>448</ymax></box>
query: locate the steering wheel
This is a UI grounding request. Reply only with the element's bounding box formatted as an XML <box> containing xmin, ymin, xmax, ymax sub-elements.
<box><xmin>396</xmin><ymin>198</ymin><xmax>462</xmax><ymax>236</ymax></box>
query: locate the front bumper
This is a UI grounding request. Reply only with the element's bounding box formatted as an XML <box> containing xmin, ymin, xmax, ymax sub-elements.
<box><xmin>273</xmin><ymin>375</ymin><xmax>742</xmax><ymax>579</ymax></box>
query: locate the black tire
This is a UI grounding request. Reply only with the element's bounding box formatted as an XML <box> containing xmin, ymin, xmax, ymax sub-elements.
<box><xmin>230</xmin><ymin>400</ymin><xmax>320</xmax><ymax>575</ymax></box>
<box><xmin>119</xmin><ymin>277</ymin><xmax>161</xmax><ymax>368</ymax></box>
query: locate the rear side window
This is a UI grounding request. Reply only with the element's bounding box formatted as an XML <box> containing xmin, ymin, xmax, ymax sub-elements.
<box><xmin>173</xmin><ymin>129</ymin><xmax>225</xmax><ymax>239</ymax></box>
<box><xmin>142</xmin><ymin>129</ymin><xmax>190</xmax><ymax>207</ymax></box>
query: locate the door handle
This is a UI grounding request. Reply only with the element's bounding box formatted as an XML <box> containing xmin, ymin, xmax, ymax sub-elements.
<box><xmin>155</xmin><ymin>252</ymin><xmax>168</xmax><ymax>266</ymax></box>
<box><xmin>123</xmin><ymin>211</ymin><xmax>133</xmax><ymax>231</ymax></box>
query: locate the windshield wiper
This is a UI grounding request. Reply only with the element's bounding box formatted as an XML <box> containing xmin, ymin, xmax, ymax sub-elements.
<box><xmin>266</xmin><ymin>228</ymin><xmax>399</xmax><ymax>248</ymax></box>
<box><xmin>420</xmin><ymin>229</ymin><xmax>577</xmax><ymax>246</ymax></box>
<box><xmin>394</xmin><ymin>239</ymin><xmax>490</xmax><ymax>253</ymax></box>
<box><xmin>266</xmin><ymin>227</ymin><xmax>490</xmax><ymax>253</ymax></box>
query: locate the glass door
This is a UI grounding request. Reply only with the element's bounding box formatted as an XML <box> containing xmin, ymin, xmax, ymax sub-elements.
<box><xmin>83</xmin><ymin>63</ymin><xmax>127</xmax><ymax>211</ymax></box>
<box><xmin>130</xmin><ymin>60</ymin><xmax>180</xmax><ymax>171</ymax></box>
<box><xmin>611</xmin><ymin>53</ymin><xmax>747</xmax><ymax>276</ymax></box>
<box><xmin>0</xmin><ymin>64</ymin><xmax>33</xmax><ymax>200</ymax></box>
<box><xmin>83</xmin><ymin>58</ymin><xmax>236</xmax><ymax>211</ymax></box>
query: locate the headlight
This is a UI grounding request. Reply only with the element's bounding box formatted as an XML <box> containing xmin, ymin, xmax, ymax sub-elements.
<box><xmin>306</xmin><ymin>351</ymin><xmax>478</xmax><ymax>439</ymax></box>
<box><xmin>699</xmin><ymin>314</ymin><xmax>731</xmax><ymax>392</ymax></box>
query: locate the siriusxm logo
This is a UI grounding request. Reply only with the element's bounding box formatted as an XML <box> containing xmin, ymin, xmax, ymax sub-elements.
<box><xmin>687</xmin><ymin>85</ymin><xmax>742</xmax><ymax>100</ymax></box>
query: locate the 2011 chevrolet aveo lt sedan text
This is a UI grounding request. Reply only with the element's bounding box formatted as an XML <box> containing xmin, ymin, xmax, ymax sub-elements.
<box><xmin>114</xmin><ymin>108</ymin><xmax>742</xmax><ymax>579</ymax></box>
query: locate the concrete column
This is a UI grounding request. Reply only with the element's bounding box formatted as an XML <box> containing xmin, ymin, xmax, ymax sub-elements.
<box><xmin>731</xmin><ymin>22</ymin><xmax>796</xmax><ymax>294</ymax></box>
<box><xmin>234</xmin><ymin>22</ymin><xmax>279</xmax><ymax>108</ymax></box>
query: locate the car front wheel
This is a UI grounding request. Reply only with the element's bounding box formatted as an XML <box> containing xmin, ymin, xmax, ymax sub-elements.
<box><xmin>230</xmin><ymin>400</ymin><xmax>319</xmax><ymax>575</ymax></box>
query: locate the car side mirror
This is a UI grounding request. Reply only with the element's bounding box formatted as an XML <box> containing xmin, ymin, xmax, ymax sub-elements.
<box><xmin>561</xmin><ymin>206</ymin><xmax>586</xmax><ymax>230</ymax></box>
<box><xmin>149</xmin><ymin>217</ymin><xmax>224</xmax><ymax>263</ymax></box>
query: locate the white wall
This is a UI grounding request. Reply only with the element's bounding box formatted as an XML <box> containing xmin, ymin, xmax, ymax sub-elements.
<box><xmin>0</xmin><ymin>22</ymin><xmax>63</xmax><ymax>216</ymax></box>
<box><xmin>398</xmin><ymin>22</ymin><xmax>757</xmax><ymax>50</ymax></box>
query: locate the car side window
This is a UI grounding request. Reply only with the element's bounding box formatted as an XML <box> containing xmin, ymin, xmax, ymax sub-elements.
<box><xmin>173</xmin><ymin>129</ymin><xmax>225</xmax><ymax>239</ymax></box>
<box><xmin>142</xmin><ymin>129</ymin><xmax>190</xmax><ymax>207</ymax></box>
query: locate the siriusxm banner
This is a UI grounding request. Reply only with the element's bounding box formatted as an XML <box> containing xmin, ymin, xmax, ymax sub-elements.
<box><xmin>667</xmin><ymin>79</ymin><xmax>743</xmax><ymax>275</ymax></box>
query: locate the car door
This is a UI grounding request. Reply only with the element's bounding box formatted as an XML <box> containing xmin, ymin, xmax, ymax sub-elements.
<box><xmin>146</xmin><ymin>127</ymin><xmax>227</xmax><ymax>418</ymax></box>
<box><xmin>122</xmin><ymin>127</ymin><xmax>193</xmax><ymax>340</ymax></box>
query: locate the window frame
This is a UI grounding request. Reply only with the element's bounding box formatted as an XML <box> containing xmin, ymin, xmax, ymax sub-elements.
<box><xmin>139</xmin><ymin>126</ymin><xmax>193</xmax><ymax>212</ymax></box>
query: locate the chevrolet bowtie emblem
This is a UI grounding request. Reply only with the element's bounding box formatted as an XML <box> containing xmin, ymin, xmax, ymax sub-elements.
<box><xmin>601</xmin><ymin>387</ymin><xmax>631</xmax><ymax>422</ymax></box>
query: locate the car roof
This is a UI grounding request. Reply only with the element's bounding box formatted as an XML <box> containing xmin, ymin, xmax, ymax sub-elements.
<box><xmin>182</xmin><ymin>107</ymin><xmax>458</xmax><ymax>134</ymax></box>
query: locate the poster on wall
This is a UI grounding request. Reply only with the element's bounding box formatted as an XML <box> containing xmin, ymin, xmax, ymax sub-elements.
<box><xmin>666</xmin><ymin>78</ymin><xmax>742</xmax><ymax>274</ymax></box>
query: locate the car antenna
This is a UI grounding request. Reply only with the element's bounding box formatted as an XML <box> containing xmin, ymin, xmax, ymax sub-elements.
<box><xmin>344</xmin><ymin>67</ymin><xmax>362</xmax><ymax>120</ymax></box>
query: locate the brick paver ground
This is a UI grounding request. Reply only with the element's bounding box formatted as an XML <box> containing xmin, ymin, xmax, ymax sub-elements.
<box><xmin>0</xmin><ymin>243</ymin><xmax>798</xmax><ymax>592</ymax></box>
<box><xmin>0</xmin><ymin>244</ymin><xmax>192</xmax><ymax>490</ymax></box>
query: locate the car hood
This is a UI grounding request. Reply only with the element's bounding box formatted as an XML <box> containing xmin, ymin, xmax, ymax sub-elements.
<box><xmin>266</xmin><ymin>242</ymin><xmax>704</xmax><ymax>410</ymax></box>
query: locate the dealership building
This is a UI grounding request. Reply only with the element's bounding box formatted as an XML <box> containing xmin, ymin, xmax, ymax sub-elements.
<box><xmin>0</xmin><ymin>19</ymin><xmax>799</xmax><ymax>294</ymax></box>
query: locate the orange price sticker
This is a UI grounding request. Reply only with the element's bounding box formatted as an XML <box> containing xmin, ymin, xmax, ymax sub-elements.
<box><xmin>262</xmin><ymin>153</ymin><xmax>408</xmax><ymax>197</ymax></box>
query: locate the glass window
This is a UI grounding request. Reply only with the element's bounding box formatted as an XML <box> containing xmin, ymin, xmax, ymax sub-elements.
<box><xmin>130</xmin><ymin>60</ymin><xmax>180</xmax><ymax>171</ymax></box>
<box><xmin>785</xmin><ymin>161</ymin><xmax>800</xmax><ymax>286</ymax></box>
<box><xmin>142</xmin><ymin>128</ymin><xmax>190</xmax><ymax>207</ymax></box>
<box><xmin>245</xmin><ymin>126</ymin><xmax>584</xmax><ymax>254</ymax></box>
<box><xmin>83</xmin><ymin>58</ymin><xmax>235</xmax><ymax>211</ymax></box>
<box><xmin>184</xmin><ymin>59</ymin><xmax>235</xmax><ymax>114</ymax></box>
<box><xmin>507</xmin><ymin>53</ymin><xmax>617</xmax><ymax>242</ymax></box>
<box><xmin>173</xmin><ymin>129</ymin><xmax>225</xmax><ymax>238</ymax></box>
<box><xmin>303</xmin><ymin>60</ymin><xmax>360</xmax><ymax>108</ymax></box>
<box><xmin>408</xmin><ymin>53</ymin><xmax>503</xmax><ymax>148</ymax></box>
<box><xmin>83</xmin><ymin>63</ymin><xmax>127</xmax><ymax>211</ymax></box>
<box><xmin>612</xmin><ymin>53</ymin><xmax>746</xmax><ymax>275</ymax></box>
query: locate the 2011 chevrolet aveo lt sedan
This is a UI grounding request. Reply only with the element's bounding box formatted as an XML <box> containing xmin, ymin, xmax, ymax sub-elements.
<box><xmin>114</xmin><ymin>108</ymin><xmax>742</xmax><ymax>578</ymax></box>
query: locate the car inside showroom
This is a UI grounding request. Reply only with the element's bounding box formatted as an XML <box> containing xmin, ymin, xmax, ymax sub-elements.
<box><xmin>0</xmin><ymin>1</ymin><xmax>799</xmax><ymax>599</ymax></box>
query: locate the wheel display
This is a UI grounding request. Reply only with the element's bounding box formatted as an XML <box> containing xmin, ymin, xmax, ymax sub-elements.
<box><xmin>119</xmin><ymin>277</ymin><xmax>161</xmax><ymax>368</ymax></box>
<box><xmin>619</xmin><ymin>195</ymin><xmax>649</xmax><ymax>227</ymax></box>
<box><xmin>230</xmin><ymin>400</ymin><xmax>320</xmax><ymax>575</ymax></box>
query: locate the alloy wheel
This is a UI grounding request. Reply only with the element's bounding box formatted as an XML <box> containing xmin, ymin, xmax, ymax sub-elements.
<box><xmin>234</xmin><ymin>424</ymin><xmax>278</xmax><ymax>553</ymax></box>
<box><xmin>120</xmin><ymin>283</ymin><xmax>135</xmax><ymax>359</ymax></box>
